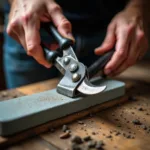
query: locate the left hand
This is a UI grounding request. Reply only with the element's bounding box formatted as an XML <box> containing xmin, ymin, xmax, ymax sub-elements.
<box><xmin>95</xmin><ymin>9</ymin><xmax>148</xmax><ymax>76</ymax></box>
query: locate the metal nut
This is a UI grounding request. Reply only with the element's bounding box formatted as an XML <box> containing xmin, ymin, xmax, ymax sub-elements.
<box><xmin>69</xmin><ymin>63</ymin><xmax>78</xmax><ymax>72</ymax></box>
<box><xmin>72</xmin><ymin>73</ymin><xmax>81</xmax><ymax>82</ymax></box>
<box><xmin>63</xmin><ymin>57</ymin><xmax>70</xmax><ymax>65</ymax></box>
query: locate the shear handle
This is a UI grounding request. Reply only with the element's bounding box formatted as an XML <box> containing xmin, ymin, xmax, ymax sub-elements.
<box><xmin>41</xmin><ymin>23</ymin><xmax>73</xmax><ymax>50</ymax></box>
<box><xmin>41</xmin><ymin>23</ymin><xmax>74</xmax><ymax>63</ymax></box>
<box><xmin>88</xmin><ymin>49</ymin><xmax>114</xmax><ymax>78</ymax></box>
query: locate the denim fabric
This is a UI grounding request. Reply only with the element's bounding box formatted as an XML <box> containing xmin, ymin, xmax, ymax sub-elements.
<box><xmin>3</xmin><ymin>14</ymin><xmax>106</xmax><ymax>89</ymax></box>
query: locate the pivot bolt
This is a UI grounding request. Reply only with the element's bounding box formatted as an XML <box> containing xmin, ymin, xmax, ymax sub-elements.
<box><xmin>72</xmin><ymin>73</ymin><xmax>81</xmax><ymax>82</ymax></box>
<box><xmin>69</xmin><ymin>63</ymin><xmax>78</xmax><ymax>72</ymax></box>
<box><xmin>63</xmin><ymin>57</ymin><xmax>70</xmax><ymax>65</ymax></box>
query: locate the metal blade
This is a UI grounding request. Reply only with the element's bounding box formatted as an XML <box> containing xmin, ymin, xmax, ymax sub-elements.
<box><xmin>77</xmin><ymin>77</ymin><xmax>106</xmax><ymax>95</ymax></box>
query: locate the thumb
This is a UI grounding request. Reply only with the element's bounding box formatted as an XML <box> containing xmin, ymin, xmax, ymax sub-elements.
<box><xmin>95</xmin><ymin>24</ymin><xmax>116</xmax><ymax>55</ymax></box>
<box><xmin>47</xmin><ymin>2</ymin><xmax>75</xmax><ymax>42</ymax></box>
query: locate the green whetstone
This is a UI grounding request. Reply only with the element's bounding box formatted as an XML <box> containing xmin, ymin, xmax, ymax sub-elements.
<box><xmin>0</xmin><ymin>78</ymin><xmax>125</xmax><ymax>136</ymax></box>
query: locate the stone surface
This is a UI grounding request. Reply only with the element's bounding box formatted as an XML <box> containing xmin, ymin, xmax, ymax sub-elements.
<box><xmin>0</xmin><ymin>78</ymin><xmax>125</xmax><ymax>136</ymax></box>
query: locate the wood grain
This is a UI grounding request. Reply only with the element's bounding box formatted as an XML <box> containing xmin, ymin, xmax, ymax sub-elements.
<box><xmin>0</xmin><ymin>60</ymin><xmax>150</xmax><ymax>150</ymax></box>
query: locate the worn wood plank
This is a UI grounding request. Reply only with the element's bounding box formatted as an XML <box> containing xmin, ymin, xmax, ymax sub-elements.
<box><xmin>5</xmin><ymin>137</ymin><xmax>60</xmax><ymax>150</ymax></box>
<box><xmin>17</xmin><ymin>78</ymin><xmax>59</xmax><ymax>95</ymax></box>
<box><xmin>0</xmin><ymin>60</ymin><xmax>150</xmax><ymax>150</ymax></box>
<box><xmin>0</xmin><ymin>94</ymin><xmax>128</xmax><ymax>148</ymax></box>
<box><xmin>41</xmin><ymin>79</ymin><xmax>150</xmax><ymax>150</ymax></box>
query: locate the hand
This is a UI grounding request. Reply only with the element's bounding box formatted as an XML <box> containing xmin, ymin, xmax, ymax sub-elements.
<box><xmin>95</xmin><ymin>9</ymin><xmax>148</xmax><ymax>76</ymax></box>
<box><xmin>7</xmin><ymin>0</ymin><xmax>74</xmax><ymax>68</ymax></box>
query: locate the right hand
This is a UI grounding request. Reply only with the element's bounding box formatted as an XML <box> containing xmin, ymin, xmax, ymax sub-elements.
<box><xmin>7</xmin><ymin>0</ymin><xmax>74</xmax><ymax>68</ymax></box>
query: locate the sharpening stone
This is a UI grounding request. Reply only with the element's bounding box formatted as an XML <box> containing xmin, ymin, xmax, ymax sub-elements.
<box><xmin>0</xmin><ymin>78</ymin><xmax>125</xmax><ymax>136</ymax></box>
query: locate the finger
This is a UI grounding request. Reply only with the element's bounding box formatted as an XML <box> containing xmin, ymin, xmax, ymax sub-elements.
<box><xmin>110</xmin><ymin>60</ymin><xmax>129</xmax><ymax>76</ymax></box>
<box><xmin>47</xmin><ymin>43</ymin><xmax>59</xmax><ymax>50</ymax></box>
<box><xmin>113</xmin><ymin>46</ymin><xmax>141</xmax><ymax>76</ymax></box>
<box><xmin>7</xmin><ymin>20</ymin><xmax>22</xmax><ymax>44</ymax></box>
<box><xmin>95</xmin><ymin>23</ymin><xmax>116</xmax><ymax>55</ymax></box>
<box><xmin>7</xmin><ymin>28</ymin><xmax>21</xmax><ymax>44</ymax></box>
<box><xmin>22</xmin><ymin>13</ymin><xmax>51</xmax><ymax>68</ymax></box>
<box><xmin>14</xmin><ymin>25</ymin><xmax>27</xmax><ymax>49</ymax></box>
<box><xmin>104</xmin><ymin>24</ymin><xmax>133</xmax><ymax>75</ymax></box>
<box><xmin>46</xmin><ymin>2</ymin><xmax>75</xmax><ymax>42</ymax></box>
<box><xmin>125</xmin><ymin>28</ymin><xmax>145</xmax><ymax>67</ymax></box>
<box><xmin>7</xmin><ymin>15</ymin><xmax>31</xmax><ymax>52</ymax></box>
<box><xmin>113</xmin><ymin>27</ymin><xmax>147</xmax><ymax>75</ymax></box>
<box><xmin>40</xmin><ymin>13</ymin><xmax>51</xmax><ymax>22</ymax></box>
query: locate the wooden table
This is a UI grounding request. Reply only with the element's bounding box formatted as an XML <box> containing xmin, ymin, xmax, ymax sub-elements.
<box><xmin>0</xmin><ymin>60</ymin><xmax>150</xmax><ymax>150</ymax></box>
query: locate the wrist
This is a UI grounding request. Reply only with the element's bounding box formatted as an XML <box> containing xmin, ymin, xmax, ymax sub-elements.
<box><xmin>8</xmin><ymin>0</ymin><xmax>15</xmax><ymax>5</ymax></box>
<box><xmin>124</xmin><ymin>0</ymin><xmax>150</xmax><ymax>41</ymax></box>
<box><xmin>124</xmin><ymin>0</ymin><xmax>143</xmax><ymax>16</ymax></box>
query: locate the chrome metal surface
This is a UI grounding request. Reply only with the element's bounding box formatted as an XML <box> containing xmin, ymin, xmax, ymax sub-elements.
<box><xmin>63</xmin><ymin>46</ymin><xmax>78</xmax><ymax>60</ymax></box>
<box><xmin>54</xmin><ymin>46</ymin><xmax>107</xmax><ymax>97</ymax></box>
<box><xmin>72</xmin><ymin>73</ymin><xmax>81</xmax><ymax>82</ymax></box>
<box><xmin>0</xmin><ymin>78</ymin><xmax>125</xmax><ymax>136</ymax></box>
<box><xmin>70</xmin><ymin>63</ymin><xmax>78</xmax><ymax>73</ymax></box>
<box><xmin>77</xmin><ymin>77</ymin><xmax>106</xmax><ymax>95</ymax></box>
<box><xmin>57</xmin><ymin>63</ymin><xmax>86</xmax><ymax>97</ymax></box>
<box><xmin>55</xmin><ymin>47</ymin><xmax>79</xmax><ymax>75</ymax></box>
<box><xmin>63</xmin><ymin>57</ymin><xmax>70</xmax><ymax>65</ymax></box>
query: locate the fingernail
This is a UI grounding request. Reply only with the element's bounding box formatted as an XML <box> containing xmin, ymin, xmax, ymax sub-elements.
<box><xmin>45</xmin><ymin>64</ymin><xmax>51</xmax><ymax>68</ymax></box>
<box><xmin>105</xmin><ymin>69</ymin><xmax>111</xmax><ymax>75</ymax></box>
<box><xmin>67</xmin><ymin>33</ymin><xmax>75</xmax><ymax>41</ymax></box>
<box><xmin>94</xmin><ymin>48</ymin><xmax>102</xmax><ymax>55</ymax></box>
<box><xmin>94</xmin><ymin>48</ymin><xmax>99</xmax><ymax>52</ymax></box>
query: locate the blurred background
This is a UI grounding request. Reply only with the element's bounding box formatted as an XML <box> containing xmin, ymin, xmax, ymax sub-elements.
<box><xmin>0</xmin><ymin>0</ymin><xmax>5</xmax><ymax>10</ymax></box>
<box><xmin>0</xmin><ymin>1</ymin><xmax>149</xmax><ymax>91</ymax></box>
<box><xmin>0</xmin><ymin>0</ymin><xmax>5</xmax><ymax>90</ymax></box>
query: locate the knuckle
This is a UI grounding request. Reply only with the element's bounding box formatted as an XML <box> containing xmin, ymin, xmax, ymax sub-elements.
<box><xmin>7</xmin><ymin>20</ymin><xmax>18</xmax><ymax>35</ymax></box>
<box><xmin>6</xmin><ymin>26</ymin><xmax>12</xmax><ymax>35</ymax></box>
<box><xmin>103</xmin><ymin>39</ymin><xmax>114</xmax><ymax>47</ymax></box>
<box><xmin>124</xmin><ymin>25</ymin><xmax>133</xmax><ymax>34</ymax></box>
<box><xmin>27</xmin><ymin>44</ymin><xmax>37</xmax><ymax>56</ymax></box>
<box><xmin>117</xmin><ymin>49</ymin><xmax>126</xmax><ymax>58</ymax></box>
<box><xmin>9</xmin><ymin>20</ymin><xmax>18</xmax><ymax>29</ymax></box>
<box><xmin>107</xmin><ymin>24</ymin><xmax>114</xmax><ymax>32</ymax></box>
<box><xmin>61</xmin><ymin>19</ymin><xmax>71</xmax><ymax>29</ymax></box>
<box><xmin>128</xmin><ymin>24</ymin><xmax>135</xmax><ymax>32</ymax></box>
<box><xmin>21</xmin><ymin>12</ymin><xmax>33</xmax><ymax>24</ymax></box>
<box><xmin>137</xmin><ymin>30</ymin><xmax>145</xmax><ymax>42</ymax></box>
<box><xmin>50</xmin><ymin>4</ymin><xmax>61</xmax><ymax>13</ymax></box>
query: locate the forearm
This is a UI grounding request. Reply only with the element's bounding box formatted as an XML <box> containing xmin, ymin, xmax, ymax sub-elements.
<box><xmin>125</xmin><ymin>0</ymin><xmax>150</xmax><ymax>38</ymax></box>
<box><xmin>124</xmin><ymin>0</ymin><xmax>148</xmax><ymax>13</ymax></box>
<box><xmin>8</xmin><ymin>0</ymin><xmax>14</xmax><ymax>5</ymax></box>
<box><xmin>125</xmin><ymin>0</ymin><xmax>150</xmax><ymax>20</ymax></box>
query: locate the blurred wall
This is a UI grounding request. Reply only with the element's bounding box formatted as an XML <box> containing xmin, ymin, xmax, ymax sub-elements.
<box><xmin>0</xmin><ymin>1</ymin><xmax>5</xmax><ymax>90</ymax></box>
<box><xmin>0</xmin><ymin>0</ymin><xmax>5</xmax><ymax>10</ymax></box>
<box><xmin>0</xmin><ymin>30</ymin><xmax>5</xmax><ymax>90</ymax></box>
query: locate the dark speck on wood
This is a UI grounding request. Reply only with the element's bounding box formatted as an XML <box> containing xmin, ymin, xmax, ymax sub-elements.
<box><xmin>141</xmin><ymin>125</ymin><xmax>147</xmax><ymax>130</ymax></box>
<box><xmin>132</xmin><ymin>119</ymin><xmax>142</xmax><ymax>125</ymax></box>
<box><xmin>138</xmin><ymin>107</ymin><xmax>144</xmax><ymax>111</ymax></box>
<box><xmin>71</xmin><ymin>135</ymin><xmax>83</xmax><ymax>144</ymax></box>
<box><xmin>83</xmin><ymin>136</ymin><xmax>92</xmax><ymax>142</ymax></box>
